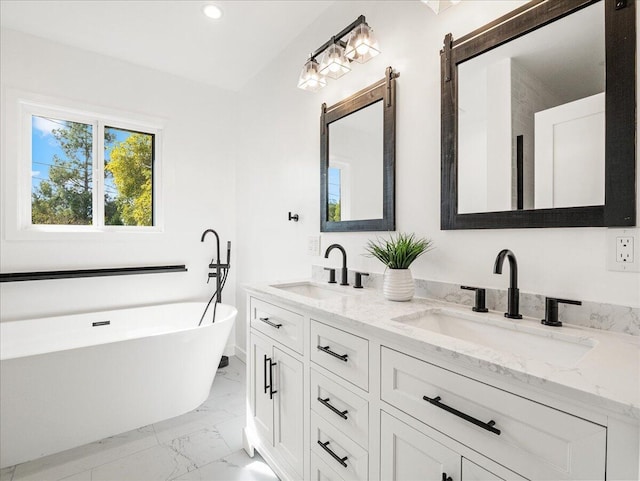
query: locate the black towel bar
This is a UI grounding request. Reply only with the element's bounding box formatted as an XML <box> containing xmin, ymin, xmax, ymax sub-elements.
<box><xmin>0</xmin><ymin>265</ymin><xmax>188</xmax><ymax>283</ymax></box>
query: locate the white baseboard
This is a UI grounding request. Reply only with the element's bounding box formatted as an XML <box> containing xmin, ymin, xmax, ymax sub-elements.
<box><xmin>235</xmin><ymin>346</ymin><xmax>246</xmax><ymax>364</ymax></box>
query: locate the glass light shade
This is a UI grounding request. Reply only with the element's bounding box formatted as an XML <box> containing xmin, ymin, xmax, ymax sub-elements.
<box><xmin>318</xmin><ymin>43</ymin><xmax>351</xmax><ymax>79</ymax></box>
<box><xmin>345</xmin><ymin>23</ymin><xmax>380</xmax><ymax>64</ymax></box>
<box><xmin>297</xmin><ymin>58</ymin><xmax>327</xmax><ymax>91</ymax></box>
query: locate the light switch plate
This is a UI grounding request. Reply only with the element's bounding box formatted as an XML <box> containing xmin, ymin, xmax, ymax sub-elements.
<box><xmin>308</xmin><ymin>235</ymin><xmax>321</xmax><ymax>256</ymax></box>
<box><xmin>607</xmin><ymin>228</ymin><xmax>640</xmax><ymax>272</ymax></box>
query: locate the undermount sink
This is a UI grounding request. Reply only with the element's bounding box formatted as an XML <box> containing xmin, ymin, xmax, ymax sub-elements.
<box><xmin>270</xmin><ymin>281</ymin><xmax>353</xmax><ymax>301</ymax></box>
<box><xmin>392</xmin><ymin>308</ymin><xmax>597</xmax><ymax>368</ymax></box>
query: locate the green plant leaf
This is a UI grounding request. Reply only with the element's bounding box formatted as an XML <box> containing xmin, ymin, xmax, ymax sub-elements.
<box><xmin>364</xmin><ymin>232</ymin><xmax>433</xmax><ymax>269</ymax></box>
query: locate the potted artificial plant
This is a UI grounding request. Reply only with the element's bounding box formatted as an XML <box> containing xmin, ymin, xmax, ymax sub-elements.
<box><xmin>364</xmin><ymin>232</ymin><xmax>433</xmax><ymax>301</ymax></box>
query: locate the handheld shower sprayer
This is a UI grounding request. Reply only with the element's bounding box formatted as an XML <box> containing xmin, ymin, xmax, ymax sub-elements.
<box><xmin>199</xmin><ymin>229</ymin><xmax>231</xmax><ymax>326</ymax></box>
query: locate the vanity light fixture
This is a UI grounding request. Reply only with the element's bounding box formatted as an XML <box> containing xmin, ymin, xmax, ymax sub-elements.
<box><xmin>344</xmin><ymin>22</ymin><xmax>380</xmax><ymax>63</ymax></box>
<box><xmin>297</xmin><ymin>15</ymin><xmax>380</xmax><ymax>91</ymax></box>
<box><xmin>297</xmin><ymin>58</ymin><xmax>327</xmax><ymax>92</ymax></box>
<box><xmin>318</xmin><ymin>39</ymin><xmax>351</xmax><ymax>79</ymax></box>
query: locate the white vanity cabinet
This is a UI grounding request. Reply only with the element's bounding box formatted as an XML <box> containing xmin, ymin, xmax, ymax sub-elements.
<box><xmin>380</xmin><ymin>346</ymin><xmax>608</xmax><ymax>480</ymax></box>
<box><xmin>244</xmin><ymin>290</ymin><xmax>639</xmax><ymax>481</ymax></box>
<box><xmin>309</xmin><ymin>320</ymin><xmax>370</xmax><ymax>481</ymax></box>
<box><xmin>247</xmin><ymin>298</ymin><xmax>305</xmax><ymax>479</ymax></box>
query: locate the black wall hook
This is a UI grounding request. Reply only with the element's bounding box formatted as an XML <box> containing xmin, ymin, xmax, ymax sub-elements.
<box><xmin>288</xmin><ymin>212</ymin><xmax>299</xmax><ymax>222</ymax></box>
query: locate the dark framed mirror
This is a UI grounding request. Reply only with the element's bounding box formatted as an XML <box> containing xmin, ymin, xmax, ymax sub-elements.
<box><xmin>321</xmin><ymin>67</ymin><xmax>398</xmax><ymax>232</ymax></box>
<box><xmin>441</xmin><ymin>0</ymin><xmax>636</xmax><ymax>229</ymax></box>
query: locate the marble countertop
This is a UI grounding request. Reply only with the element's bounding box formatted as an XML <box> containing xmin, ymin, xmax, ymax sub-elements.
<box><xmin>245</xmin><ymin>280</ymin><xmax>640</xmax><ymax>421</ymax></box>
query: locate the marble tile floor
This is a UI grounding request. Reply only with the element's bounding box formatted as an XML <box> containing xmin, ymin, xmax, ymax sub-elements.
<box><xmin>1</xmin><ymin>357</ymin><xmax>278</xmax><ymax>481</ymax></box>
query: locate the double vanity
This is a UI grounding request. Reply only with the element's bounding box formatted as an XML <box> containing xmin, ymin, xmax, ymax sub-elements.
<box><xmin>242</xmin><ymin>279</ymin><xmax>640</xmax><ymax>481</ymax></box>
<box><xmin>242</xmin><ymin>1</ymin><xmax>640</xmax><ymax>477</ymax></box>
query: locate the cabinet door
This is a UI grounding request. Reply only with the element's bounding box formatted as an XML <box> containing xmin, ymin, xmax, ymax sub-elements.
<box><xmin>381</xmin><ymin>411</ymin><xmax>460</xmax><ymax>481</ymax></box>
<box><xmin>461</xmin><ymin>458</ymin><xmax>529</xmax><ymax>481</ymax></box>
<box><xmin>311</xmin><ymin>452</ymin><xmax>346</xmax><ymax>481</ymax></box>
<box><xmin>273</xmin><ymin>345</ymin><xmax>304</xmax><ymax>476</ymax></box>
<box><xmin>250</xmin><ymin>333</ymin><xmax>273</xmax><ymax>444</ymax></box>
<box><xmin>462</xmin><ymin>459</ymin><xmax>505</xmax><ymax>481</ymax></box>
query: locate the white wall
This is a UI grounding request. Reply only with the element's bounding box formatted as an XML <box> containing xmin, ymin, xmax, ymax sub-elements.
<box><xmin>511</xmin><ymin>59</ymin><xmax>562</xmax><ymax>210</ymax></box>
<box><xmin>2</xmin><ymin>2</ymin><xmax>639</xmax><ymax>360</ymax></box>
<box><xmin>0</xmin><ymin>29</ymin><xmax>238</xmax><ymax>353</ymax></box>
<box><xmin>234</xmin><ymin>0</ymin><xmax>640</xmax><ymax>355</ymax></box>
<box><xmin>486</xmin><ymin>58</ymin><xmax>513</xmax><ymax>212</ymax></box>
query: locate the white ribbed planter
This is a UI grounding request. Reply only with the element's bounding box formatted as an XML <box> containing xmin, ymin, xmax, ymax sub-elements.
<box><xmin>383</xmin><ymin>268</ymin><xmax>415</xmax><ymax>301</ymax></box>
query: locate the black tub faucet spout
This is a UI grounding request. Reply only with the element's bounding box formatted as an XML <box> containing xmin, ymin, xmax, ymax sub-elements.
<box><xmin>493</xmin><ymin>249</ymin><xmax>522</xmax><ymax>319</ymax></box>
<box><xmin>201</xmin><ymin>229</ymin><xmax>231</xmax><ymax>304</ymax></box>
<box><xmin>324</xmin><ymin>244</ymin><xmax>349</xmax><ymax>286</ymax></box>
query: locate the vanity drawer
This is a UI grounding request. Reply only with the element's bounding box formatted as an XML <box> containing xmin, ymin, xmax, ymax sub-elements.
<box><xmin>310</xmin><ymin>320</ymin><xmax>368</xmax><ymax>391</ymax></box>
<box><xmin>250</xmin><ymin>298</ymin><xmax>303</xmax><ymax>354</ymax></box>
<box><xmin>380</xmin><ymin>347</ymin><xmax>606</xmax><ymax>480</ymax></box>
<box><xmin>311</xmin><ymin>411</ymin><xmax>368</xmax><ymax>481</ymax></box>
<box><xmin>311</xmin><ymin>369</ymin><xmax>369</xmax><ymax>449</ymax></box>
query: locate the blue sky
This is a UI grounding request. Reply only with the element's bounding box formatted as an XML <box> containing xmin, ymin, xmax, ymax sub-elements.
<box><xmin>31</xmin><ymin>116</ymin><xmax>130</xmax><ymax>199</ymax></box>
<box><xmin>328</xmin><ymin>166</ymin><xmax>340</xmax><ymax>203</ymax></box>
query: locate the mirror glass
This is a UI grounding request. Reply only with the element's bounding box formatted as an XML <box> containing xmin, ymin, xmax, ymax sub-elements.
<box><xmin>327</xmin><ymin>101</ymin><xmax>384</xmax><ymax>221</ymax></box>
<box><xmin>442</xmin><ymin>0</ymin><xmax>635</xmax><ymax>229</ymax></box>
<box><xmin>321</xmin><ymin>68</ymin><xmax>396</xmax><ymax>232</ymax></box>
<box><xmin>457</xmin><ymin>1</ymin><xmax>604</xmax><ymax>214</ymax></box>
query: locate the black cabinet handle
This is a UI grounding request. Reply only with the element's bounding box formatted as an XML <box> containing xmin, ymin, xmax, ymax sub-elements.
<box><xmin>317</xmin><ymin>345</ymin><xmax>348</xmax><ymax>362</ymax></box>
<box><xmin>423</xmin><ymin>395</ymin><xmax>501</xmax><ymax>435</ymax></box>
<box><xmin>317</xmin><ymin>397</ymin><xmax>349</xmax><ymax>420</ymax></box>
<box><xmin>259</xmin><ymin>317</ymin><xmax>283</xmax><ymax>329</ymax></box>
<box><xmin>269</xmin><ymin>359</ymin><xmax>278</xmax><ymax>399</ymax></box>
<box><xmin>263</xmin><ymin>355</ymin><xmax>269</xmax><ymax>394</ymax></box>
<box><xmin>317</xmin><ymin>440</ymin><xmax>348</xmax><ymax>468</ymax></box>
<box><xmin>442</xmin><ymin>473</ymin><xmax>453</xmax><ymax>481</ymax></box>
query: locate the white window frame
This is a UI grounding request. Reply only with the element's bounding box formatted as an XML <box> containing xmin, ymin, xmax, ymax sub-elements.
<box><xmin>3</xmin><ymin>90</ymin><xmax>164</xmax><ymax>240</ymax></box>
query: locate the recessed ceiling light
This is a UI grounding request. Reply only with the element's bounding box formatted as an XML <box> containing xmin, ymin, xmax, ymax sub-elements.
<box><xmin>202</xmin><ymin>4</ymin><xmax>223</xmax><ymax>20</ymax></box>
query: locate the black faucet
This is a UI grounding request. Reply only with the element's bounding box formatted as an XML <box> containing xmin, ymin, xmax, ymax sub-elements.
<box><xmin>324</xmin><ymin>244</ymin><xmax>349</xmax><ymax>286</ymax></box>
<box><xmin>201</xmin><ymin>229</ymin><xmax>230</xmax><ymax>304</ymax></box>
<box><xmin>493</xmin><ymin>249</ymin><xmax>522</xmax><ymax>319</ymax></box>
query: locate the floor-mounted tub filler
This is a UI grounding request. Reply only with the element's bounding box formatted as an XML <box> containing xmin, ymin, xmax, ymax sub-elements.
<box><xmin>0</xmin><ymin>301</ymin><xmax>236</xmax><ymax>468</ymax></box>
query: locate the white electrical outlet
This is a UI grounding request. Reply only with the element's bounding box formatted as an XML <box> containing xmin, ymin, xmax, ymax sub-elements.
<box><xmin>616</xmin><ymin>237</ymin><xmax>634</xmax><ymax>263</ymax></box>
<box><xmin>607</xmin><ymin>229</ymin><xmax>639</xmax><ymax>272</ymax></box>
<box><xmin>308</xmin><ymin>236</ymin><xmax>321</xmax><ymax>256</ymax></box>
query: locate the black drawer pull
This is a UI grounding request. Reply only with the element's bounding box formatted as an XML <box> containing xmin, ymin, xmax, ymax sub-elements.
<box><xmin>423</xmin><ymin>395</ymin><xmax>501</xmax><ymax>435</ymax></box>
<box><xmin>259</xmin><ymin>317</ymin><xmax>282</xmax><ymax>329</ymax></box>
<box><xmin>317</xmin><ymin>397</ymin><xmax>349</xmax><ymax>420</ymax></box>
<box><xmin>317</xmin><ymin>440</ymin><xmax>348</xmax><ymax>468</ymax></box>
<box><xmin>269</xmin><ymin>359</ymin><xmax>278</xmax><ymax>400</ymax></box>
<box><xmin>317</xmin><ymin>345</ymin><xmax>348</xmax><ymax>362</ymax></box>
<box><xmin>263</xmin><ymin>355</ymin><xmax>269</xmax><ymax>394</ymax></box>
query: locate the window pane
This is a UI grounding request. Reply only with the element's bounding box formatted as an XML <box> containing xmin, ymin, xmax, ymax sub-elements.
<box><xmin>31</xmin><ymin>115</ymin><xmax>93</xmax><ymax>225</ymax></box>
<box><xmin>328</xmin><ymin>166</ymin><xmax>341</xmax><ymax>222</ymax></box>
<box><xmin>104</xmin><ymin>127</ymin><xmax>154</xmax><ymax>226</ymax></box>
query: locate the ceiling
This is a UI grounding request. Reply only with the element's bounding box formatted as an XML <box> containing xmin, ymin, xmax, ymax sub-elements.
<box><xmin>0</xmin><ymin>0</ymin><xmax>335</xmax><ymax>92</ymax></box>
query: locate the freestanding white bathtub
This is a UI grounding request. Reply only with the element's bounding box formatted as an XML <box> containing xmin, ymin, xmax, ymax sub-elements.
<box><xmin>0</xmin><ymin>301</ymin><xmax>236</xmax><ymax>468</ymax></box>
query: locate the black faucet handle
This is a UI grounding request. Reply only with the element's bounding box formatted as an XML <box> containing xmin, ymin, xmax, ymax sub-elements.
<box><xmin>460</xmin><ymin>286</ymin><xmax>489</xmax><ymax>312</ymax></box>
<box><xmin>541</xmin><ymin>297</ymin><xmax>582</xmax><ymax>327</ymax></box>
<box><xmin>324</xmin><ymin>267</ymin><xmax>337</xmax><ymax>284</ymax></box>
<box><xmin>353</xmin><ymin>272</ymin><xmax>369</xmax><ymax>289</ymax></box>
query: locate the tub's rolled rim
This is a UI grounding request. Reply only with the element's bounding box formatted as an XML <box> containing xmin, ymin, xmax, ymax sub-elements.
<box><xmin>0</xmin><ymin>301</ymin><xmax>238</xmax><ymax>361</ymax></box>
